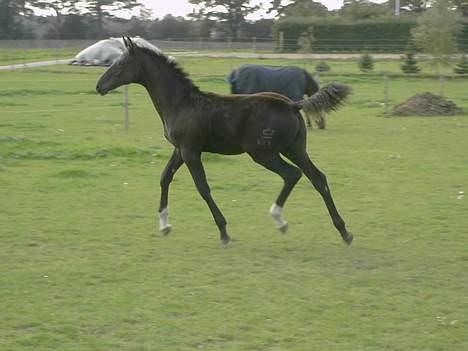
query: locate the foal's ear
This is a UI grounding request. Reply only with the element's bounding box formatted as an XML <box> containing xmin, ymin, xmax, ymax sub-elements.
<box><xmin>123</xmin><ymin>36</ymin><xmax>136</xmax><ymax>53</ymax></box>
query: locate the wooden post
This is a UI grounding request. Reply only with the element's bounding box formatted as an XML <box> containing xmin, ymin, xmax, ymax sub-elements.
<box><xmin>279</xmin><ymin>31</ymin><xmax>284</xmax><ymax>52</ymax></box>
<box><xmin>439</xmin><ymin>75</ymin><xmax>445</xmax><ymax>97</ymax></box>
<box><xmin>123</xmin><ymin>85</ymin><xmax>129</xmax><ymax>130</ymax></box>
<box><xmin>383</xmin><ymin>73</ymin><xmax>389</xmax><ymax>108</ymax></box>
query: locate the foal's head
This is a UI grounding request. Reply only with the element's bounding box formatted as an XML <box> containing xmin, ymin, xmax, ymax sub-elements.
<box><xmin>96</xmin><ymin>37</ymin><xmax>143</xmax><ymax>95</ymax></box>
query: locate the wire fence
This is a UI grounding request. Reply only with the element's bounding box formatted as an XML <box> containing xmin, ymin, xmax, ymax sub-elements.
<box><xmin>2</xmin><ymin>39</ymin><xmax>467</xmax><ymax>130</ymax></box>
<box><xmin>2</xmin><ymin>70</ymin><xmax>466</xmax><ymax>131</ymax></box>
<box><xmin>3</xmin><ymin>36</ymin><xmax>468</xmax><ymax>53</ymax></box>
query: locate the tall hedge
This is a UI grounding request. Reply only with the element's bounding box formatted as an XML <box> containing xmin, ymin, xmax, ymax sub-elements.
<box><xmin>273</xmin><ymin>18</ymin><xmax>468</xmax><ymax>53</ymax></box>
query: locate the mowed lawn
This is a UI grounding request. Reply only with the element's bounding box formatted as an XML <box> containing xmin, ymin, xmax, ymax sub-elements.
<box><xmin>1</xmin><ymin>57</ymin><xmax>467</xmax><ymax>351</ymax></box>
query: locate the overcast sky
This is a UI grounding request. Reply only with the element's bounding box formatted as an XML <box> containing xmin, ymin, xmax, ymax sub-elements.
<box><xmin>140</xmin><ymin>0</ymin><xmax>384</xmax><ymax>19</ymax></box>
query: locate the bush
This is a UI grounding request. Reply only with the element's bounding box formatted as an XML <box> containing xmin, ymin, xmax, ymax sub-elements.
<box><xmin>315</xmin><ymin>61</ymin><xmax>330</xmax><ymax>72</ymax></box>
<box><xmin>401</xmin><ymin>51</ymin><xmax>421</xmax><ymax>74</ymax></box>
<box><xmin>454</xmin><ymin>54</ymin><xmax>468</xmax><ymax>74</ymax></box>
<box><xmin>358</xmin><ymin>53</ymin><xmax>374</xmax><ymax>72</ymax></box>
<box><xmin>297</xmin><ymin>27</ymin><xmax>315</xmax><ymax>53</ymax></box>
<box><xmin>274</xmin><ymin>18</ymin><xmax>418</xmax><ymax>52</ymax></box>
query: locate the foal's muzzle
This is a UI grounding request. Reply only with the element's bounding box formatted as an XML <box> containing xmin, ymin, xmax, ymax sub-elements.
<box><xmin>96</xmin><ymin>84</ymin><xmax>107</xmax><ymax>96</ymax></box>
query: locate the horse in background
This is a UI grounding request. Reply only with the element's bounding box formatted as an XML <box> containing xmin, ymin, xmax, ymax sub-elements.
<box><xmin>227</xmin><ymin>64</ymin><xmax>326</xmax><ymax>129</ymax></box>
<box><xmin>96</xmin><ymin>37</ymin><xmax>353</xmax><ymax>245</ymax></box>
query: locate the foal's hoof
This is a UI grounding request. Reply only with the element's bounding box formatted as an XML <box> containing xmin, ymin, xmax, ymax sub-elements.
<box><xmin>343</xmin><ymin>232</ymin><xmax>354</xmax><ymax>246</ymax></box>
<box><xmin>221</xmin><ymin>236</ymin><xmax>231</xmax><ymax>245</ymax></box>
<box><xmin>160</xmin><ymin>224</ymin><xmax>172</xmax><ymax>236</ymax></box>
<box><xmin>278</xmin><ymin>222</ymin><xmax>288</xmax><ymax>234</ymax></box>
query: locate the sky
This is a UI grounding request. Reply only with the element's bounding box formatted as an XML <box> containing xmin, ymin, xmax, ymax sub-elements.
<box><xmin>140</xmin><ymin>0</ymin><xmax>355</xmax><ymax>19</ymax></box>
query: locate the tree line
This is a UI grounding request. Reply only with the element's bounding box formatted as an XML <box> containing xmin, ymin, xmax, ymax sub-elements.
<box><xmin>1</xmin><ymin>0</ymin><xmax>467</xmax><ymax>42</ymax></box>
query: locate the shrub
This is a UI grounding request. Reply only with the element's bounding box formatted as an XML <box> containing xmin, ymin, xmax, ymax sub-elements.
<box><xmin>358</xmin><ymin>53</ymin><xmax>374</xmax><ymax>72</ymax></box>
<box><xmin>315</xmin><ymin>61</ymin><xmax>330</xmax><ymax>72</ymax></box>
<box><xmin>453</xmin><ymin>54</ymin><xmax>468</xmax><ymax>74</ymax></box>
<box><xmin>297</xmin><ymin>27</ymin><xmax>315</xmax><ymax>53</ymax></box>
<box><xmin>401</xmin><ymin>51</ymin><xmax>421</xmax><ymax>74</ymax></box>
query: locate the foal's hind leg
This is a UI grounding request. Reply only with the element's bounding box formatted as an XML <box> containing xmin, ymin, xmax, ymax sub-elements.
<box><xmin>249</xmin><ymin>153</ymin><xmax>302</xmax><ymax>234</ymax></box>
<box><xmin>285</xmin><ymin>150</ymin><xmax>353</xmax><ymax>245</ymax></box>
<box><xmin>158</xmin><ymin>148</ymin><xmax>184</xmax><ymax>235</ymax></box>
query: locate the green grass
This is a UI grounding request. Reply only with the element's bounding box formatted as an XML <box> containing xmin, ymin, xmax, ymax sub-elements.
<box><xmin>0</xmin><ymin>48</ymin><xmax>80</xmax><ymax>66</ymax></box>
<box><xmin>1</xmin><ymin>58</ymin><xmax>467</xmax><ymax>350</ymax></box>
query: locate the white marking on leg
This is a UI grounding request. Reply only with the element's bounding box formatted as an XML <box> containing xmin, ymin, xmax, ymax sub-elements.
<box><xmin>159</xmin><ymin>207</ymin><xmax>172</xmax><ymax>234</ymax></box>
<box><xmin>269</xmin><ymin>203</ymin><xmax>288</xmax><ymax>233</ymax></box>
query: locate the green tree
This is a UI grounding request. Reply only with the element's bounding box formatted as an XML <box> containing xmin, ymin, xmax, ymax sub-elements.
<box><xmin>453</xmin><ymin>54</ymin><xmax>468</xmax><ymax>73</ymax></box>
<box><xmin>188</xmin><ymin>0</ymin><xmax>261</xmax><ymax>39</ymax></box>
<box><xmin>0</xmin><ymin>0</ymin><xmax>33</xmax><ymax>39</ymax></box>
<box><xmin>380</xmin><ymin>0</ymin><xmax>429</xmax><ymax>15</ymax></box>
<box><xmin>148</xmin><ymin>15</ymin><xmax>194</xmax><ymax>39</ymax></box>
<box><xmin>273</xmin><ymin>0</ymin><xmax>329</xmax><ymax>18</ymax></box>
<box><xmin>127</xmin><ymin>17</ymin><xmax>150</xmax><ymax>37</ymax></box>
<box><xmin>30</xmin><ymin>0</ymin><xmax>80</xmax><ymax>39</ymax></box>
<box><xmin>401</xmin><ymin>0</ymin><xmax>429</xmax><ymax>13</ymax></box>
<box><xmin>242</xmin><ymin>18</ymin><xmax>274</xmax><ymax>39</ymax></box>
<box><xmin>401</xmin><ymin>51</ymin><xmax>421</xmax><ymax>73</ymax></box>
<box><xmin>453</xmin><ymin>0</ymin><xmax>468</xmax><ymax>17</ymax></box>
<box><xmin>339</xmin><ymin>0</ymin><xmax>388</xmax><ymax>20</ymax></box>
<box><xmin>358</xmin><ymin>53</ymin><xmax>374</xmax><ymax>72</ymax></box>
<box><xmin>297</xmin><ymin>27</ymin><xmax>315</xmax><ymax>52</ymax></box>
<box><xmin>411</xmin><ymin>0</ymin><xmax>463</xmax><ymax>72</ymax></box>
<box><xmin>82</xmin><ymin>0</ymin><xmax>141</xmax><ymax>38</ymax></box>
<box><xmin>316</xmin><ymin>61</ymin><xmax>331</xmax><ymax>72</ymax></box>
<box><xmin>56</xmin><ymin>14</ymin><xmax>87</xmax><ymax>39</ymax></box>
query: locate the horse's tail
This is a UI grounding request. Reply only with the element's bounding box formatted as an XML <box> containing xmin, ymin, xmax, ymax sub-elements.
<box><xmin>296</xmin><ymin>82</ymin><xmax>351</xmax><ymax>115</ymax></box>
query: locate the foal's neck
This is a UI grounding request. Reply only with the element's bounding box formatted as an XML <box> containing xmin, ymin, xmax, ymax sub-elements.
<box><xmin>139</xmin><ymin>53</ymin><xmax>197</xmax><ymax>120</ymax></box>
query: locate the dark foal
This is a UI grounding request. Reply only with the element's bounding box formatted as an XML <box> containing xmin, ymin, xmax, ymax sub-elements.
<box><xmin>96</xmin><ymin>37</ymin><xmax>353</xmax><ymax>245</ymax></box>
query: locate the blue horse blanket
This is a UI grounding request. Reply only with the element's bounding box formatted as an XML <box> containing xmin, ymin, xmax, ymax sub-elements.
<box><xmin>227</xmin><ymin>64</ymin><xmax>317</xmax><ymax>102</ymax></box>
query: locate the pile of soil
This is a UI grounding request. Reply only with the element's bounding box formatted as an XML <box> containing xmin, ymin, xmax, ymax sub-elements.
<box><xmin>386</xmin><ymin>92</ymin><xmax>464</xmax><ymax>116</ymax></box>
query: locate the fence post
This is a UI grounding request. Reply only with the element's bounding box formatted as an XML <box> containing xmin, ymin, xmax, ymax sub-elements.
<box><xmin>439</xmin><ymin>75</ymin><xmax>445</xmax><ymax>97</ymax></box>
<box><xmin>383</xmin><ymin>72</ymin><xmax>389</xmax><ymax>108</ymax></box>
<box><xmin>279</xmin><ymin>31</ymin><xmax>284</xmax><ymax>52</ymax></box>
<box><xmin>252</xmin><ymin>37</ymin><xmax>256</xmax><ymax>52</ymax></box>
<box><xmin>123</xmin><ymin>85</ymin><xmax>129</xmax><ymax>130</ymax></box>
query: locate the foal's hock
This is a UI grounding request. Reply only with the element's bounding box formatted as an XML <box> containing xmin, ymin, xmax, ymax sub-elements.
<box><xmin>96</xmin><ymin>37</ymin><xmax>353</xmax><ymax>245</ymax></box>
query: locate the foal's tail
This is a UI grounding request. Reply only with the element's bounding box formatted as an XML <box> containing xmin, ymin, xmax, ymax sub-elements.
<box><xmin>296</xmin><ymin>82</ymin><xmax>351</xmax><ymax>115</ymax></box>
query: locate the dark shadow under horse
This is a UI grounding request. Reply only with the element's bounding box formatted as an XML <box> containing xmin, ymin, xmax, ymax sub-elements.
<box><xmin>96</xmin><ymin>37</ymin><xmax>353</xmax><ymax>245</ymax></box>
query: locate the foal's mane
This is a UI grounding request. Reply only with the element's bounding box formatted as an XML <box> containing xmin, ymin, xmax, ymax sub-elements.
<box><xmin>132</xmin><ymin>39</ymin><xmax>201</xmax><ymax>94</ymax></box>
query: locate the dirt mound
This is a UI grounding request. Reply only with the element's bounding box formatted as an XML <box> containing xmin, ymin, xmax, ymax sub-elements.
<box><xmin>386</xmin><ymin>92</ymin><xmax>464</xmax><ymax>116</ymax></box>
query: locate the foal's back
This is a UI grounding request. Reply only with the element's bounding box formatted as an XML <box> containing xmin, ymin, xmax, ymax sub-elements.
<box><xmin>199</xmin><ymin>92</ymin><xmax>302</xmax><ymax>156</ymax></box>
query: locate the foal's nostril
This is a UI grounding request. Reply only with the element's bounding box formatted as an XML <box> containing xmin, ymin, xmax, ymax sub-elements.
<box><xmin>96</xmin><ymin>84</ymin><xmax>106</xmax><ymax>95</ymax></box>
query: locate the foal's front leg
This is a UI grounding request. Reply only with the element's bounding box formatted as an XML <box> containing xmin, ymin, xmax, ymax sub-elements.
<box><xmin>158</xmin><ymin>148</ymin><xmax>184</xmax><ymax>235</ymax></box>
<box><xmin>181</xmin><ymin>149</ymin><xmax>230</xmax><ymax>243</ymax></box>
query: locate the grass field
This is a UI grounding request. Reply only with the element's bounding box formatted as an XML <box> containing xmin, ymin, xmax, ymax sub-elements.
<box><xmin>1</xmin><ymin>55</ymin><xmax>467</xmax><ymax>350</ymax></box>
<box><xmin>0</xmin><ymin>48</ymin><xmax>80</xmax><ymax>66</ymax></box>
